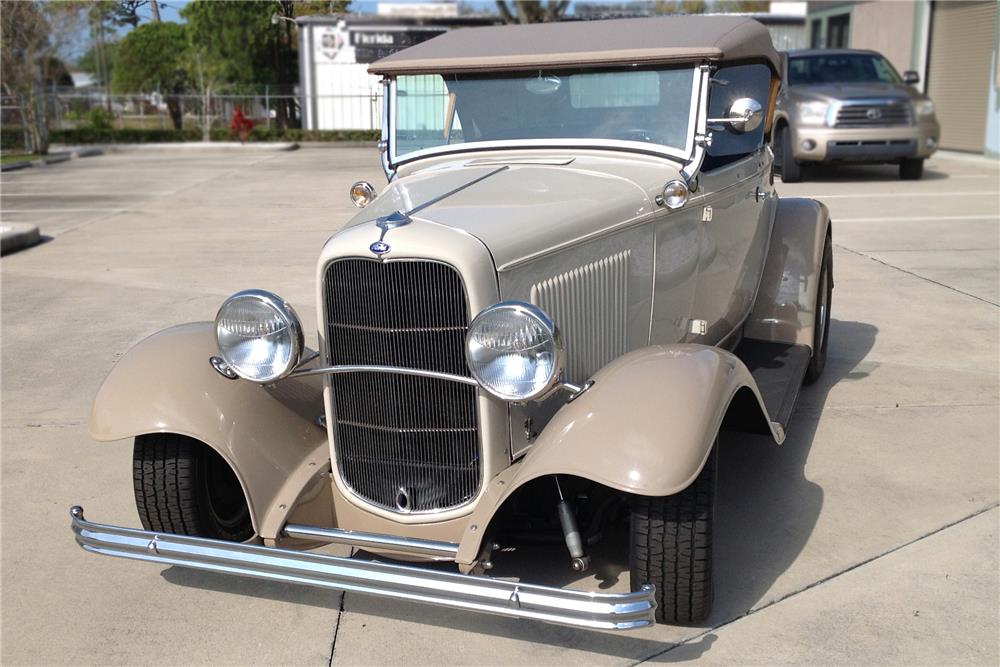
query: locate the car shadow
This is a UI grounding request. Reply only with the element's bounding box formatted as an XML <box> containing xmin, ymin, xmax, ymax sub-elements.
<box><xmin>161</xmin><ymin>318</ymin><xmax>877</xmax><ymax>662</ymax></box>
<box><xmin>790</xmin><ymin>163</ymin><xmax>948</xmax><ymax>182</ymax></box>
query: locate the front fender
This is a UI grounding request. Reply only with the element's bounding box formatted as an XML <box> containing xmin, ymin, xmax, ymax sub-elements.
<box><xmin>89</xmin><ymin>323</ymin><xmax>330</xmax><ymax>540</ymax></box>
<box><xmin>456</xmin><ymin>344</ymin><xmax>780</xmax><ymax>563</ymax></box>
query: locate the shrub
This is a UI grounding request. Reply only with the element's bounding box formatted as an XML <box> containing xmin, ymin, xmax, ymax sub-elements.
<box><xmin>84</xmin><ymin>107</ymin><xmax>114</xmax><ymax>130</ymax></box>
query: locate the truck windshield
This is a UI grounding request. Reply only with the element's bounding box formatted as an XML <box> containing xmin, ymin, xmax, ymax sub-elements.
<box><xmin>392</xmin><ymin>66</ymin><xmax>696</xmax><ymax>161</ymax></box>
<box><xmin>788</xmin><ymin>53</ymin><xmax>901</xmax><ymax>86</ymax></box>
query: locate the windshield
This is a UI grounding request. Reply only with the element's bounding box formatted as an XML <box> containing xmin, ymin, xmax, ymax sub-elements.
<box><xmin>391</xmin><ymin>66</ymin><xmax>697</xmax><ymax>162</ymax></box>
<box><xmin>788</xmin><ymin>53</ymin><xmax>901</xmax><ymax>86</ymax></box>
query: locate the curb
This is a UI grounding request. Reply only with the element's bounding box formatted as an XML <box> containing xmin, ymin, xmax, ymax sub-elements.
<box><xmin>0</xmin><ymin>223</ymin><xmax>42</xmax><ymax>255</ymax></box>
<box><xmin>933</xmin><ymin>150</ymin><xmax>999</xmax><ymax>164</ymax></box>
<box><xmin>296</xmin><ymin>141</ymin><xmax>380</xmax><ymax>149</ymax></box>
<box><xmin>1</xmin><ymin>160</ymin><xmax>35</xmax><ymax>172</ymax></box>
<box><xmin>1</xmin><ymin>148</ymin><xmax>102</xmax><ymax>172</ymax></box>
<box><xmin>51</xmin><ymin>141</ymin><xmax>300</xmax><ymax>153</ymax></box>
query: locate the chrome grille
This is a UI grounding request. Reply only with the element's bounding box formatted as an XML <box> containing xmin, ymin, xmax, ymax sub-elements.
<box><xmin>323</xmin><ymin>258</ymin><xmax>480</xmax><ymax>514</ymax></box>
<box><xmin>834</xmin><ymin>101</ymin><xmax>913</xmax><ymax>127</ymax></box>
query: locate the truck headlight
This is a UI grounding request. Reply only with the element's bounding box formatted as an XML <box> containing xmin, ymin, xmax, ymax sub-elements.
<box><xmin>914</xmin><ymin>99</ymin><xmax>935</xmax><ymax>117</ymax></box>
<box><xmin>466</xmin><ymin>301</ymin><xmax>564</xmax><ymax>401</ymax></box>
<box><xmin>796</xmin><ymin>101</ymin><xmax>829</xmax><ymax>126</ymax></box>
<box><xmin>215</xmin><ymin>290</ymin><xmax>303</xmax><ymax>383</ymax></box>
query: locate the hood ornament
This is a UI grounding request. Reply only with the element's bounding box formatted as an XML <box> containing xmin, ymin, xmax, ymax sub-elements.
<box><xmin>370</xmin><ymin>211</ymin><xmax>410</xmax><ymax>257</ymax></box>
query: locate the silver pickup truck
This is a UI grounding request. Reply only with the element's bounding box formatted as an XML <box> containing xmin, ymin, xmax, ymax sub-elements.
<box><xmin>775</xmin><ymin>48</ymin><xmax>940</xmax><ymax>182</ymax></box>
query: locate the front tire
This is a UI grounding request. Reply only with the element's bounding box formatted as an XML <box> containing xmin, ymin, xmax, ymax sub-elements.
<box><xmin>778</xmin><ymin>125</ymin><xmax>804</xmax><ymax>183</ymax></box>
<box><xmin>900</xmin><ymin>158</ymin><xmax>924</xmax><ymax>180</ymax></box>
<box><xmin>133</xmin><ymin>433</ymin><xmax>253</xmax><ymax>541</ymax></box>
<box><xmin>630</xmin><ymin>444</ymin><xmax>716</xmax><ymax>624</ymax></box>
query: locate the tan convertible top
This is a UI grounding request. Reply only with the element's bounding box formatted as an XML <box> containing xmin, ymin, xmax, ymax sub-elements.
<box><xmin>369</xmin><ymin>15</ymin><xmax>779</xmax><ymax>76</ymax></box>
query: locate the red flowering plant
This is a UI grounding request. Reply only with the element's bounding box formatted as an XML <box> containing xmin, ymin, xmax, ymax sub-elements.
<box><xmin>229</xmin><ymin>106</ymin><xmax>254</xmax><ymax>143</ymax></box>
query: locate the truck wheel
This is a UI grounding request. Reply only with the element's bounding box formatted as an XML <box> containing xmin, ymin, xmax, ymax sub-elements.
<box><xmin>133</xmin><ymin>433</ymin><xmax>253</xmax><ymax>542</ymax></box>
<box><xmin>630</xmin><ymin>444</ymin><xmax>716</xmax><ymax>624</ymax></box>
<box><xmin>778</xmin><ymin>126</ymin><xmax>804</xmax><ymax>183</ymax></box>
<box><xmin>804</xmin><ymin>234</ymin><xmax>833</xmax><ymax>384</ymax></box>
<box><xmin>900</xmin><ymin>158</ymin><xmax>924</xmax><ymax>180</ymax></box>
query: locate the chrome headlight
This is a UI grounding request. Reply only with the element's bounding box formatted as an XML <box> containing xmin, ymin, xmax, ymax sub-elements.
<box><xmin>796</xmin><ymin>100</ymin><xmax>829</xmax><ymax>126</ymax></box>
<box><xmin>215</xmin><ymin>290</ymin><xmax>303</xmax><ymax>383</ymax></box>
<box><xmin>465</xmin><ymin>301</ymin><xmax>564</xmax><ymax>401</ymax></box>
<box><xmin>914</xmin><ymin>99</ymin><xmax>935</xmax><ymax>117</ymax></box>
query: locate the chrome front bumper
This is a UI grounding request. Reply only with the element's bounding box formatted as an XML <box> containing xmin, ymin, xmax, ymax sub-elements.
<box><xmin>70</xmin><ymin>506</ymin><xmax>656</xmax><ymax>631</ymax></box>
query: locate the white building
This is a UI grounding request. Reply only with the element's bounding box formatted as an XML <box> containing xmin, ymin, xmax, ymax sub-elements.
<box><xmin>297</xmin><ymin>14</ymin><xmax>493</xmax><ymax>131</ymax></box>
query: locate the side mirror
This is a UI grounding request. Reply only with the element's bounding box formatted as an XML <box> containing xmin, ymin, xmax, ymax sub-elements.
<box><xmin>903</xmin><ymin>70</ymin><xmax>920</xmax><ymax>85</ymax></box>
<box><xmin>707</xmin><ymin>97</ymin><xmax>764</xmax><ymax>134</ymax></box>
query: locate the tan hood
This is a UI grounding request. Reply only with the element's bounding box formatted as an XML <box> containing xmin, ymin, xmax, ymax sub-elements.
<box><xmin>343</xmin><ymin>153</ymin><xmax>680</xmax><ymax>269</ymax></box>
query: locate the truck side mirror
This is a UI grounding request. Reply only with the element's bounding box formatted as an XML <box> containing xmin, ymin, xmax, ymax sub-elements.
<box><xmin>707</xmin><ymin>97</ymin><xmax>764</xmax><ymax>134</ymax></box>
<box><xmin>903</xmin><ymin>70</ymin><xmax>920</xmax><ymax>85</ymax></box>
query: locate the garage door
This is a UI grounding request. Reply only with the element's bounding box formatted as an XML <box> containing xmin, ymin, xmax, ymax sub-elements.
<box><xmin>926</xmin><ymin>1</ymin><xmax>998</xmax><ymax>152</ymax></box>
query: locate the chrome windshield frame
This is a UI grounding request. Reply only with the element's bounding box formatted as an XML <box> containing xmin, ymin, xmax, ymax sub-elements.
<box><xmin>385</xmin><ymin>65</ymin><xmax>702</xmax><ymax>169</ymax></box>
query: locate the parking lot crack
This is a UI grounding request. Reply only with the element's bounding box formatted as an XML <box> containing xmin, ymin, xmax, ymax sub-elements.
<box><xmin>836</xmin><ymin>244</ymin><xmax>999</xmax><ymax>307</ymax></box>
<box><xmin>327</xmin><ymin>591</ymin><xmax>346</xmax><ymax>666</ymax></box>
<box><xmin>628</xmin><ymin>503</ymin><xmax>1000</xmax><ymax>665</ymax></box>
<box><xmin>327</xmin><ymin>547</ymin><xmax>354</xmax><ymax>665</ymax></box>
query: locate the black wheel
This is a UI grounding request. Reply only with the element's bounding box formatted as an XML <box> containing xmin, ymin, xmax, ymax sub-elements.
<box><xmin>133</xmin><ymin>433</ymin><xmax>253</xmax><ymax>541</ymax></box>
<box><xmin>778</xmin><ymin>125</ymin><xmax>804</xmax><ymax>183</ymax></box>
<box><xmin>630</xmin><ymin>443</ymin><xmax>716</xmax><ymax>624</ymax></box>
<box><xmin>900</xmin><ymin>158</ymin><xmax>924</xmax><ymax>180</ymax></box>
<box><xmin>804</xmin><ymin>234</ymin><xmax>833</xmax><ymax>384</ymax></box>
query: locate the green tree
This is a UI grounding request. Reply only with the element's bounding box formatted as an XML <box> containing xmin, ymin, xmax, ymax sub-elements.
<box><xmin>112</xmin><ymin>22</ymin><xmax>188</xmax><ymax>129</ymax></box>
<box><xmin>76</xmin><ymin>42</ymin><xmax>118</xmax><ymax>84</ymax></box>
<box><xmin>182</xmin><ymin>0</ymin><xmax>323</xmax><ymax>133</ymax></box>
<box><xmin>1</xmin><ymin>1</ymin><xmax>86</xmax><ymax>154</ymax></box>
<box><xmin>655</xmin><ymin>0</ymin><xmax>769</xmax><ymax>13</ymax></box>
<box><xmin>182</xmin><ymin>0</ymin><xmax>283</xmax><ymax>86</ymax></box>
<box><xmin>495</xmin><ymin>0</ymin><xmax>570</xmax><ymax>23</ymax></box>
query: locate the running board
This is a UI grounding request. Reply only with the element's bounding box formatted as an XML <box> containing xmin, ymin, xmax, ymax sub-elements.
<box><xmin>70</xmin><ymin>506</ymin><xmax>656</xmax><ymax>631</ymax></box>
<box><xmin>735</xmin><ymin>339</ymin><xmax>811</xmax><ymax>432</ymax></box>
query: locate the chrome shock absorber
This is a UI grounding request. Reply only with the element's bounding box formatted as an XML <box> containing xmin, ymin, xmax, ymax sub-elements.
<box><xmin>554</xmin><ymin>476</ymin><xmax>589</xmax><ymax>572</ymax></box>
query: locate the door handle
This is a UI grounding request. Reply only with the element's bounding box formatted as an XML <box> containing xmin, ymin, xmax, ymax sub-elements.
<box><xmin>750</xmin><ymin>186</ymin><xmax>766</xmax><ymax>202</ymax></box>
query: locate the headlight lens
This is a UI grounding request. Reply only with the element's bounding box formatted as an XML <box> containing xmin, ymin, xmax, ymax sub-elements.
<box><xmin>914</xmin><ymin>99</ymin><xmax>935</xmax><ymax>117</ymax></box>
<box><xmin>215</xmin><ymin>290</ymin><xmax>303</xmax><ymax>383</ymax></box>
<box><xmin>797</xmin><ymin>101</ymin><xmax>829</xmax><ymax>125</ymax></box>
<box><xmin>465</xmin><ymin>301</ymin><xmax>564</xmax><ymax>401</ymax></box>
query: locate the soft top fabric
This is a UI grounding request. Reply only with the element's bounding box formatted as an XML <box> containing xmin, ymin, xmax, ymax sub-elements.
<box><xmin>369</xmin><ymin>15</ymin><xmax>780</xmax><ymax>76</ymax></box>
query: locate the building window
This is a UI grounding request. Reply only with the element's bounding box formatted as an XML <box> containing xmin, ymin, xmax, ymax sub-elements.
<box><xmin>827</xmin><ymin>13</ymin><xmax>851</xmax><ymax>48</ymax></box>
<box><xmin>810</xmin><ymin>19</ymin><xmax>823</xmax><ymax>48</ymax></box>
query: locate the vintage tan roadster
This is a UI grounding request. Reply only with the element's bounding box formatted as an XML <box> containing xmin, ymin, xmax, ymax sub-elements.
<box><xmin>72</xmin><ymin>15</ymin><xmax>832</xmax><ymax>631</ymax></box>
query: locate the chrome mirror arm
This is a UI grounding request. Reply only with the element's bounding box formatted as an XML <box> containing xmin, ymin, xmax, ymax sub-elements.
<box><xmin>681</xmin><ymin>64</ymin><xmax>713</xmax><ymax>184</ymax></box>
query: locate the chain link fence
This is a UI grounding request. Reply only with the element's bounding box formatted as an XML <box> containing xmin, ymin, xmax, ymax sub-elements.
<box><xmin>2</xmin><ymin>71</ymin><xmax>384</xmax><ymax>152</ymax></box>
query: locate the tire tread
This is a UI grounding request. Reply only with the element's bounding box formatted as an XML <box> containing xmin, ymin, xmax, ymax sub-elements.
<box><xmin>630</xmin><ymin>446</ymin><xmax>716</xmax><ymax>624</ymax></box>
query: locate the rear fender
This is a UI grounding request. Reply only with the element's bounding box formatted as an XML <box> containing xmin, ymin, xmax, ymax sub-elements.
<box><xmin>746</xmin><ymin>197</ymin><xmax>832</xmax><ymax>350</ymax></box>
<box><xmin>89</xmin><ymin>323</ymin><xmax>331</xmax><ymax>540</ymax></box>
<box><xmin>455</xmin><ymin>344</ymin><xmax>781</xmax><ymax>563</ymax></box>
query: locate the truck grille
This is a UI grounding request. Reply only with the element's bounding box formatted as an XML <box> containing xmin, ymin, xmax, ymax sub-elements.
<box><xmin>834</xmin><ymin>101</ymin><xmax>913</xmax><ymax>127</ymax></box>
<box><xmin>323</xmin><ymin>258</ymin><xmax>480</xmax><ymax>514</ymax></box>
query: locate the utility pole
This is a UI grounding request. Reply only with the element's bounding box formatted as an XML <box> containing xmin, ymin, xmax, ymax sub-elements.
<box><xmin>149</xmin><ymin>0</ymin><xmax>161</xmax><ymax>22</ymax></box>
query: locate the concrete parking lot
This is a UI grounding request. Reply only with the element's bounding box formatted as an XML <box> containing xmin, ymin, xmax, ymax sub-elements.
<box><xmin>2</xmin><ymin>146</ymin><xmax>997</xmax><ymax>665</ymax></box>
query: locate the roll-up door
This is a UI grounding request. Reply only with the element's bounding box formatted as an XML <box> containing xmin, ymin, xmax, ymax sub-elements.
<box><xmin>926</xmin><ymin>1</ymin><xmax>998</xmax><ymax>153</ymax></box>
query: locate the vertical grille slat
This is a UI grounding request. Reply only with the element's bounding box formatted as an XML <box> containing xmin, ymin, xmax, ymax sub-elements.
<box><xmin>324</xmin><ymin>259</ymin><xmax>480</xmax><ymax>514</ymax></box>
<box><xmin>530</xmin><ymin>251</ymin><xmax>630</xmax><ymax>382</ymax></box>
